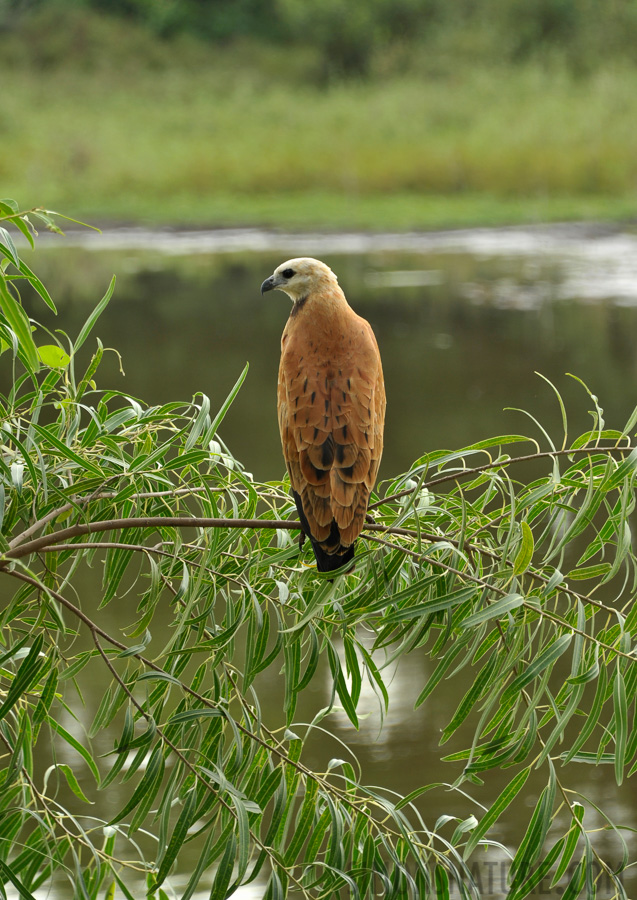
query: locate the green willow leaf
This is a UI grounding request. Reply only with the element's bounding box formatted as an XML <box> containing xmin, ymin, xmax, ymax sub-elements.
<box><xmin>434</xmin><ymin>864</ymin><xmax>450</xmax><ymax>900</ymax></box>
<box><xmin>204</xmin><ymin>362</ymin><xmax>249</xmax><ymax>443</ymax></box>
<box><xmin>37</xmin><ymin>344</ymin><xmax>70</xmax><ymax>369</ymax></box>
<box><xmin>0</xmin><ymin>227</ymin><xmax>20</xmax><ymax>266</ymax></box>
<box><xmin>74</xmin><ymin>275</ymin><xmax>116</xmax><ymax>353</ymax></box>
<box><xmin>16</xmin><ymin>257</ymin><xmax>55</xmax><ymax>311</ymax></box>
<box><xmin>0</xmin><ymin>276</ymin><xmax>39</xmax><ymax>372</ymax></box>
<box><xmin>0</xmin><ymin>859</ymin><xmax>38</xmax><ymax>900</ymax></box>
<box><xmin>108</xmin><ymin>744</ymin><xmax>164</xmax><ymax>827</ymax></box>
<box><xmin>513</xmin><ymin>521</ymin><xmax>534</xmax><ymax>574</ymax></box>
<box><xmin>502</xmin><ymin>635</ymin><xmax>572</xmax><ymax>704</ymax></box>
<box><xmin>0</xmin><ymin>634</ymin><xmax>45</xmax><ymax>722</ymax></box>
<box><xmin>153</xmin><ymin>787</ymin><xmax>198</xmax><ymax>887</ymax></box>
<box><xmin>46</xmin><ymin>718</ymin><xmax>100</xmax><ymax>785</ymax></box>
<box><xmin>562</xmin><ymin>665</ymin><xmax>608</xmax><ymax>764</ymax></box>
<box><xmin>552</xmin><ymin>806</ymin><xmax>584</xmax><ymax>887</ymax></box>
<box><xmin>461</xmin><ymin>592</ymin><xmax>524</xmax><ymax>629</ymax></box>
<box><xmin>283</xmin><ymin>779</ymin><xmax>320</xmax><ymax>866</ymax></box>
<box><xmin>184</xmin><ymin>393</ymin><xmax>210</xmax><ymax>452</ymax></box>
<box><xmin>560</xmin><ymin>858</ymin><xmax>586</xmax><ymax>900</ymax></box>
<box><xmin>441</xmin><ymin>652</ymin><xmax>499</xmax><ymax>743</ymax></box>
<box><xmin>54</xmin><ymin>763</ymin><xmax>94</xmax><ymax>804</ymax></box>
<box><xmin>507</xmin><ymin>835</ymin><xmax>564</xmax><ymax>900</ymax></box>
<box><xmin>614</xmin><ymin>664</ymin><xmax>627</xmax><ymax>785</ymax></box>
<box><xmin>464</xmin><ymin>768</ymin><xmax>530</xmax><ymax>858</ymax></box>
<box><xmin>208</xmin><ymin>834</ymin><xmax>237</xmax><ymax>900</ymax></box>
<box><xmin>29</xmin><ymin>422</ymin><xmax>102</xmax><ymax>475</ymax></box>
<box><xmin>509</xmin><ymin>764</ymin><xmax>556</xmax><ymax>884</ymax></box>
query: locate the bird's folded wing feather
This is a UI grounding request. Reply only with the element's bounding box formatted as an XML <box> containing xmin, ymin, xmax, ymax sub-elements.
<box><xmin>278</xmin><ymin>320</ymin><xmax>385</xmax><ymax>550</ymax></box>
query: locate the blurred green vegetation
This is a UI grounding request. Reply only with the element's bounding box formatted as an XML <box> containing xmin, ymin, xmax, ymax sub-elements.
<box><xmin>2</xmin><ymin>0</ymin><xmax>637</xmax><ymax>227</ymax></box>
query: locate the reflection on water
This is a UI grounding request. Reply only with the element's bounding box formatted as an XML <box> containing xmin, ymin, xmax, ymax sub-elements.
<box><xmin>10</xmin><ymin>226</ymin><xmax>637</xmax><ymax>897</ymax></box>
<box><xmin>43</xmin><ymin>221</ymin><xmax>637</xmax><ymax>303</ymax></box>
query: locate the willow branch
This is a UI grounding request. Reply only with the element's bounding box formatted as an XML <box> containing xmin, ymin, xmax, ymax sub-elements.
<box><xmin>362</xmin><ymin>533</ymin><xmax>635</xmax><ymax>662</ymax></box>
<box><xmin>8</xmin><ymin>484</ymin><xmax>235</xmax><ymax>549</ymax></box>
<box><xmin>3</xmin><ymin>516</ymin><xmax>298</xmax><ymax>561</ymax></box>
<box><xmin>4</xmin><ymin>566</ymin><xmax>438</xmax><ymax>863</ymax></box>
<box><xmin>3</xmin><ymin>517</ymin><xmax>435</xmax><ymax>563</ymax></box>
<box><xmin>370</xmin><ymin>444</ymin><xmax>634</xmax><ymax>510</ymax></box>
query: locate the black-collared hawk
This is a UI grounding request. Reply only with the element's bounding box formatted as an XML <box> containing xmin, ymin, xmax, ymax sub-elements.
<box><xmin>261</xmin><ymin>258</ymin><xmax>385</xmax><ymax>573</ymax></box>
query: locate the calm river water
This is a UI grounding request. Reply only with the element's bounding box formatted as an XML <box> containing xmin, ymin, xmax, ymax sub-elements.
<box><xmin>14</xmin><ymin>224</ymin><xmax>637</xmax><ymax>898</ymax></box>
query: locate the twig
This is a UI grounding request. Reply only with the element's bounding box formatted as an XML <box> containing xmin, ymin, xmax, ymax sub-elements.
<box><xmin>370</xmin><ymin>445</ymin><xmax>634</xmax><ymax>510</ymax></box>
<box><xmin>362</xmin><ymin>533</ymin><xmax>635</xmax><ymax>661</ymax></box>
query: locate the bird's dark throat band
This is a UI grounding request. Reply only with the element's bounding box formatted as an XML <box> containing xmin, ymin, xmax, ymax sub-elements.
<box><xmin>289</xmin><ymin>295</ymin><xmax>309</xmax><ymax>317</ymax></box>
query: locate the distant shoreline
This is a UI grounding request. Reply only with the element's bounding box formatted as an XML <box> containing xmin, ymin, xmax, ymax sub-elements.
<box><xmin>35</xmin><ymin>220</ymin><xmax>636</xmax><ymax>255</ymax></box>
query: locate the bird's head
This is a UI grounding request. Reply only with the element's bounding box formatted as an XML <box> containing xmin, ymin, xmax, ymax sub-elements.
<box><xmin>260</xmin><ymin>258</ymin><xmax>338</xmax><ymax>302</ymax></box>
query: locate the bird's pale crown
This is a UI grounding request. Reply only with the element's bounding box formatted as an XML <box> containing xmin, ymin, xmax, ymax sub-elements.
<box><xmin>260</xmin><ymin>257</ymin><xmax>338</xmax><ymax>302</ymax></box>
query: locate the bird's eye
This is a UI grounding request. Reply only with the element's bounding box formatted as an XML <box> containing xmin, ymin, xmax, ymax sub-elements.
<box><xmin>282</xmin><ymin>268</ymin><xmax>295</xmax><ymax>279</ymax></box>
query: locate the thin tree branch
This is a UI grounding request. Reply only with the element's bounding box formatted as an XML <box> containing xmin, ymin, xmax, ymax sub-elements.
<box><xmin>8</xmin><ymin>484</ymin><xmax>236</xmax><ymax>549</ymax></box>
<box><xmin>2</xmin><ymin>517</ymin><xmax>439</xmax><ymax>563</ymax></box>
<box><xmin>362</xmin><ymin>533</ymin><xmax>635</xmax><ymax>661</ymax></box>
<box><xmin>370</xmin><ymin>444</ymin><xmax>634</xmax><ymax>510</ymax></box>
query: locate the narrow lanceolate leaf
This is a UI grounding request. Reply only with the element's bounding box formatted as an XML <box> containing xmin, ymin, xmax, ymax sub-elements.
<box><xmin>604</xmin><ymin>445</ymin><xmax>637</xmax><ymax>491</ymax></box>
<box><xmin>560</xmin><ymin>858</ymin><xmax>585</xmax><ymax>900</ymax></box>
<box><xmin>535</xmin><ymin>682</ymin><xmax>585</xmax><ymax>767</ymax></box>
<box><xmin>184</xmin><ymin>393</ymin><xmax>210</xmax><ymax>451</ymax></box>
<box><xmin>283</xmin><ymin>778</ymin><xmax>319</xmax><ymax>865</ymax></box>
<box><xmin>0</xmin><ymin>859</ymin><xmax>37</xmax><ymax>900</ymax></box>
<box><xmin>464</xmin><ymin>768</ymin><xmax>530</xmax><ymax>858</ymax></box>
<box><xmin>33</xmin><ymin>668</ymin><xmax>58</xmax><ymax>730</ymax></box>
<box><xmin>17</xmin><ymin>257</ymin><xmax>56</xmax><ymax>311</ymax></box>
<box><xmin>385</xmin><ymin>585</ymin><xmax>478</xmax><ymax>623</ymax></box>
<box><xmin>614</xmin><ymin>665</ymin><xmax>627</xmax><ymax>785</ymax></box>
<box><xmin>562</xmin><ymin>665</ymin><xmax>607</xmax><ymax>764</ymax></box>
<box><xmin>54</xmin><ymin>764</ymin><xmax>93</xmax><ymax>804</ymax></box>
<box><xmin>502</xmin><ymin>635</ymin><xmax>572</xmax><ymax>703</ymax></box>
<box><xmin>74</xmin><ymin>275</ymin><xmax>116</xmax><ymax>352</ymax></box>
<box><xmin>509</xmin><ymin>764</ymin><xmax>556</xmax><ymax>884</ymax></box>
<box><xmin>0</xmin><ymin>226</ymin><xmax>20</xmax><ymax>266</ymax></box>
<box><xmin>461</xmin><ymin>592</ymin><xmax>524</xmax><ymax>629</ymax></box>
<box><xmin>415</xmin><ymin>640</ymin><xmax>467</xmax><ymax>708</ymax></box>
<box><xmin>552</xmin><ymin>806</ymin><xmax>584</xmax><ymax>887</ymax></box>
<box><xmin>441</xmin><ymin>653</ymin><xmax>499</xmax><ymax>743</ymax></box>
<box><xmin>46</xmin><ymin>718</ymin><xmax>100</xmax><ymax>785</ymax></box>
<box><xmin>153</xmin><ymin>787</ymin><xmax>198</xmax><ymax>887</ymax></box>
<box><xmin>0</xmin><ymin>276</ymin><xmax>39</xmax><ymax>372</ymax></box>
<box><xmin>434</xmin><ymin>865</ymin><xmax>450</xmax><ymax>900</ymax></box>
<box><xmin>209</xmin><ymin>834</ymin><xmax>237</xmax><ymax>900</ymax></box>
<box><xmin>108</xmin><ymin>744</ymin><xmax>164</xmax><ymax>826</ymax></box>
<box><xmin>507</xmin><ymin>835</ymin><xmax>564</xmax><ymax>900</ymax></box>
<box><xmin>513</xmin><ymin>521</ymin><xmax>534</xmax><ymax>574</ymax></box>
<box><xmin>204</xmin><ymin>362</ymin><xmax>249</xmax><ymax>443</ymax></box>
<box><xmin>328</xmin><ymin>643</ymin><xmax>358</xmax><ymax>728</ymax></box>
<box><xmin>0</xmin><ymin>634</ymin><xmax>45</xmax><ymax>722</ymax></box>
<box><xmin>569</xmin><ymin>563</ymin><xmax>611</xmax><ymax>580</ymax></box>
<box><xmin>29</xmin><ymin>422</ymin><xmax>103</xmax><ymax>475</ymax></box>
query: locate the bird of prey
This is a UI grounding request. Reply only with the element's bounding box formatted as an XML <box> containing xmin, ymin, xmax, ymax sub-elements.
<box><xmin>261</xmin><ymin>258</ymin><xmax>385</xmax><ymax>573</ymax></box>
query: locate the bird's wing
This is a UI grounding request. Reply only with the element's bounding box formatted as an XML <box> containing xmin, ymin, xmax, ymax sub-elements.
<box><xmin>278</xmin><ymin>319</ymin><xmax>385</xmax><ymax>551</ymax></box>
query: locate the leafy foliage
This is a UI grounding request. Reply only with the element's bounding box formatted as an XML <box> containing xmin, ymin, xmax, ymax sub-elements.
<box><xmin>6</xmin><ymin>0</ymin><xmax>637</xmax><ymax>75</ymax></box>
<box><xmin>0</xmin><ymin>202</ymin><xmax>635</xmax><ymax>898</ymax></box>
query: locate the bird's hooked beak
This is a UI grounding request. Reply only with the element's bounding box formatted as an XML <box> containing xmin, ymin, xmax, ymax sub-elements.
<box><xmin>260</xmin><ymin>275</ymin><xmax>277</xmax><ymax>294</ymax></box>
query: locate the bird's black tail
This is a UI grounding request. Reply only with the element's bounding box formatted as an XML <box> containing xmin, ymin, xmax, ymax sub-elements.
<box><xmin>310</xmin><ymin>539</ymin><xmax>355</xmax><ymax>573</ymax></box>
<box><xmin>292</xmin><ymin>490</ymin><xmax>355</xmax><ymax>574</ymax></box>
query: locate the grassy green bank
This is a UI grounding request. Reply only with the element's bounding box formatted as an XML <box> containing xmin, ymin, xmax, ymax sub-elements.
<box><xmin>2</xmin><ymin>11</ymin><xmax>637</xmax><ymax>230</ymax></box>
